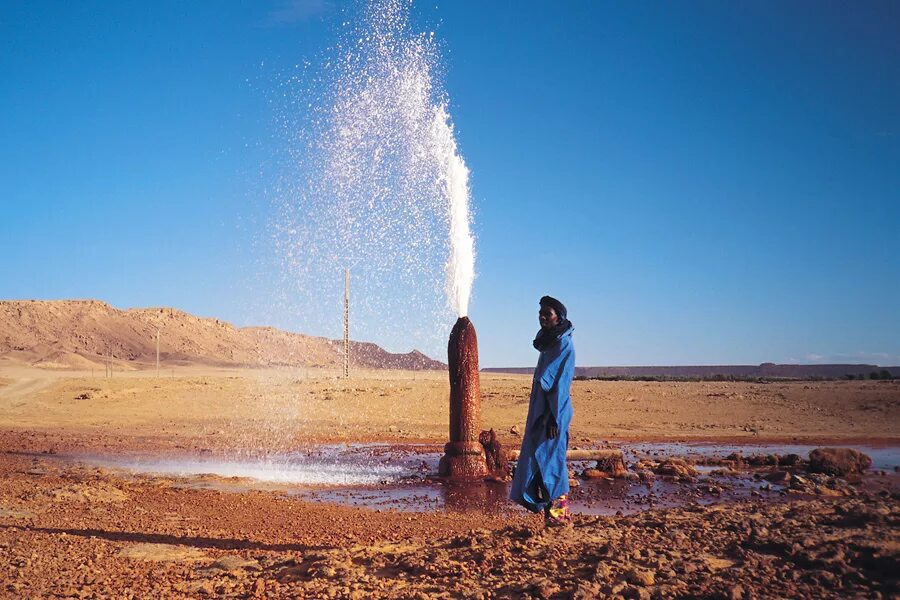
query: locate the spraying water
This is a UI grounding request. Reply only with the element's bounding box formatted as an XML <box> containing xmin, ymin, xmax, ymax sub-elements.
<box><xmin>270</xmin><ymin>0</ymin><xmax>475</xmax><ymax>356</ymax></box>
<box><xmin>432</xmin><ymin>105</ymin><xmax>474</xmax><ymax>317</ymax></box>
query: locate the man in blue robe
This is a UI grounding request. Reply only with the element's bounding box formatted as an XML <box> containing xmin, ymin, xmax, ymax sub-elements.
<box><xmin>510</xmin><ymin>295</ymin><xmax>576</xmax><ymax>524</ymax></box>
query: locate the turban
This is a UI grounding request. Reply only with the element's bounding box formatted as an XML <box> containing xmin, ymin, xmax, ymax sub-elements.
<box><xmin>539</xmin><ymin>295</ymin><xmax>567</xmax><ymax>320</ymax></box>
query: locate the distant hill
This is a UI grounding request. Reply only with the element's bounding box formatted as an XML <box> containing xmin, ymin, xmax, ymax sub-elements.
<box><xmin>483</xmin><ymin>363</ymin><xmax>898</xmax><ymax>380</ymax></box>
<box><xmin>0</xmin><ymin>300</ymin><xmax>444</xmax><ymax>371</ymax></box>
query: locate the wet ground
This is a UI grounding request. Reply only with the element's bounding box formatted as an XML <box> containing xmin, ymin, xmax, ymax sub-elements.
<box><xmin>63</xmin><ymin>442</ymin><xmax>900</xmax><ymax>516</ymax></box>
<box><xmin>2</xmin><ymin>437</ymin><xmax>898</xmax><ymax>598</ymax></box>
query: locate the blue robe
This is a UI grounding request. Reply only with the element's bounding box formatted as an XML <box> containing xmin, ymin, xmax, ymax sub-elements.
<box><xmin>510</xmin><ymin>327</ymin><xmax>575</xmax><ymax>512</ymax></box>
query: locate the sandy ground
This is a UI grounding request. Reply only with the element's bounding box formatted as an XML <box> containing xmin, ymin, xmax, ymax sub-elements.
<box><xmin>0</xmin><ymin>365</ymin><xmax>898</xmax><ymax>598</ymax></box>
<box><xmin>1</xmin><ymin>365</ymin><xmax>898</xmax><ymax>452</ymax></box>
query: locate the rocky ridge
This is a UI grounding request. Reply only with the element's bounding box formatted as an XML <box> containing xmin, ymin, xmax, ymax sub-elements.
<box><xmin>0</xmin><ymin>300</ymin><xmax>444</xmax><ymax>371</ymax></box>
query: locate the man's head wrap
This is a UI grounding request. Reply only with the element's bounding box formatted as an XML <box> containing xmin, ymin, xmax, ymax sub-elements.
<box><xmin>539</xmin><ymin>295</ymin><xmax>567</xmax><ymax>320</ymax></box>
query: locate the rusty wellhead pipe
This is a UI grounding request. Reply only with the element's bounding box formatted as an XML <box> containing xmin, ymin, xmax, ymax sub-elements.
<box><xmin>438</xmin><ymin>316</ymin><xmax>489</xmax><ymax>479</ymax></box>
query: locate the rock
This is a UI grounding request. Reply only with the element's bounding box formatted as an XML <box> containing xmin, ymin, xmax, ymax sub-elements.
<box><xmin>207</xmin><ymin>555</ymin><xmax>260</xmax><ymax>572</ymax></box>
<box><xmin>595</xmin><ymin>452</ymin><xmax>629</xmax><ymax>478</ymax></box>
<box><xmin>808</xmin><ymin>448</ymin><xmax>872</xmax><ymax>476</ymax></box>
<box><xmin>702</xmin><ymin>555</ymin><xmax>735</xmax><ymax>571</ymax></box>
<box><xmin>709</xmin><ymin>468</ymin><xmax>738</xmax><ymax>477</ymax></box>
<box><xmin>388</xmin><ymin>425</ymin><xmax>399</xmax><ymax>433</ymax></box>
<box><xmin>747</xmin><ymin>454</ymin><xmax>777</xmax><ymax>466</ymax></box>
<box><xmin>790</xmin><ymin>474</ymin><xmax>810</xmax><ymax>489</ymax></box>
<box><xmin>479</xmin><ymin>429</ymin><xmax>510</xmax><ymax>478</ymax></box>
<box><xmin>727</xmin><ymin>584</ymin><xmax>744</xmax><ymax>600</ymax></box>
<box><xmin>815</xmin><ymin>485</ymin><xmax>843</xmax><ymax>497</ymax></box>
<box><xmin>622</xmin><ymin>584</ymin><xmax>651</xmax><ymax>600</ymax></box>
<box><xmin>654</xmin><ymin>459</ymin><xmax>698</xmax><ymax>479</ymax></box>
<box><xmin>625</xmin><ymin>567</ymin><xmax>655</xmax><ymax>586</ymax></box>
<box><xmin>526</xmin><ymin>578</ymin><xmax>559</xmax><ymax>599</ymax></box>
<box><xmin>582</xmin><ymin>468</ymin><xmax>605</xmax><ymax>479</ymax></box>
<box><xmin>573</xmin><ymin>582</ymin><xmax>603</xmax><ymax>599</ymax></box>
<box><xmin>510</xmin><ymin>425</ymin><xmax>521</xmax><ymax>436</ymax></box>
<box><xmin>763</xmin><ymin>470</ymin><xmax>791</xmax><ymax>484</ymax></box>
<box><xmin>188</xmin><ymin>581</ymin><xmax>216</xmax><ymax>596</ymax></box>
<box><xmin>594</xmin><ymin>561</ymin><xmax>613</xmax><ymax>580</ymax></box>
<box><xmin>779</xmin><ymin>453</ymin><xmax>802</xmax><ymax>466</ymax></box>
<box><xmin>252</xmin><ymin>579</ymin><xmax>265</xmax><ymax>596</ymax></box>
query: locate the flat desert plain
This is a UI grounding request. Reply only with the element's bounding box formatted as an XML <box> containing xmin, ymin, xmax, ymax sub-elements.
<box><xmin>0</xmin><ymin>365</ymin><xmax>897</xmax><ymax>598</ymax></box>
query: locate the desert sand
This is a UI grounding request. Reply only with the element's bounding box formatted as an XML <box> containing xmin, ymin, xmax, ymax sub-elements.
<box><xmin>0</xmin><ymin>364</ymin><xmax>898</xmax><ymax>598</ymax></box>
<box><xmin>0</xmin><ymin>365</ymin><xmax>897</xmax><ymax>450</ymax></box>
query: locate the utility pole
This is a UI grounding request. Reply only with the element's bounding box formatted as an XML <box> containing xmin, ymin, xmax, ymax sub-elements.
<box><xmin>156</xmin><ymin>328</ymin><xmax>160</xmax><ymax>377</ymax></box>
<box><xmin>343</xmin><ymin>267</ymin><xmax>350</xmax><ymax>379</ymax></box>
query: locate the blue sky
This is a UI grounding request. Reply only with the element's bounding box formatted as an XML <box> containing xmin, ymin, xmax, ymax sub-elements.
<box><xmin>2</xmin><ymin>1</ymin><xmax>898</xmax><ymax>367</ymax></box>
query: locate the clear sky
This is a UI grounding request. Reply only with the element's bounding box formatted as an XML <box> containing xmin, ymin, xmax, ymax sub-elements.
<box><xmin>2</xmin><ymin>1</ymin><xmax>898</xmax><ymax>367</ymax></box>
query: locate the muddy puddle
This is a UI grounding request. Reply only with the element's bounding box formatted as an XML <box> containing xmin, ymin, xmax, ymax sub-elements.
<box><xmin>75</xmin><ymin>442</ymin><xmax>899</xmax><ymax>516</ymax></box>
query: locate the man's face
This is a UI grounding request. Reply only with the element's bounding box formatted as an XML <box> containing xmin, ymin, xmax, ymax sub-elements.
<box><xmin>539</xmin><ymin>306</ymin><xmax>559</xmax><ymax>330</ymax></box>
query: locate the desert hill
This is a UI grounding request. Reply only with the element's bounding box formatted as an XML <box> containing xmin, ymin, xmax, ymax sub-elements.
<box><xmin>0</xmin><ymin>300</ymin><xmax>444</xmax><ymax>371</ymax></box>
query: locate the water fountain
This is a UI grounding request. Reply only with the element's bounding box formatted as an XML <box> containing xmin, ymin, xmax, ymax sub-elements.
<box><xmin>270</xmin><ymin>0</ymin><xmax>473</xmax><ymax>360</ymax></box>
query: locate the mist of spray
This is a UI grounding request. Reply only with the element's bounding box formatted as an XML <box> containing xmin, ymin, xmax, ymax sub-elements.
<box><xmin>270</xmin><ymin>0</ymin><xmax>475</xmax><ymax>356</ymax></box>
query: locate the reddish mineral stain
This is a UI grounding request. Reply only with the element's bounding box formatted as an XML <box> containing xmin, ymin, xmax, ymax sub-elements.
<box><xmin>439</xmin><ymin>317</ymin><xmax>489</xmax><ymax>478</ymax></box>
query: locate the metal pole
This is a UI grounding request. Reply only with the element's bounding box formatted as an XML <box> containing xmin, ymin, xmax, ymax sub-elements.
<box><xmin>343</xmin><ymin>267</ymin><xmax>350</xmax><ymax>379</ymax></box>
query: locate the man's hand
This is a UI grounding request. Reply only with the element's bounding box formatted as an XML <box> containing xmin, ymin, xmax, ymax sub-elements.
<box><xmin>545</xmin><ymin>414</ymin><xmax>559</xmax><ymax>439</ymax></box>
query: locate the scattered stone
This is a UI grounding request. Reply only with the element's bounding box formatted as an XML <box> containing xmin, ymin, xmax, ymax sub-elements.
<box><xmin>709</xmin><ymin>468</ymin><xmax>738</xmax><ymax>477</ymax></box>
<box><xmin>654</xmin><ymin>459</ymin><xmax>698</xmax><ymax>479</ymax></box>
<box><xmin>763</xmin><ymin>470</ymin><xmax>791</xmax><ymax>484</ymax></box>
<box><xmin>808</xmin><ymin>448</ymin><xmax>872</xmax><ymax>476</ymax></box>
<box><xmin>206</xmin><ymin>555</ymin><xmax>260</xmax><ymax>573</ymax></box>
<box><xmin>747</xmin><ymin>454</ymin><xmax>778</xmax><ymax>467</ymax></box>
<box><xmin>623</xmin><ymin>583</ymin><xmax>651</xmax><ymax>600</ymax></box>
<box><xmin>510</xmin><ymin>425</ymin><xmax>521</xmax><ymax>436</ymax></box>
<box><xmin>479</xmin><ymin>429</ymin><xmax>510</xmax><ymax>478</ymax></box>
<box><xmin>594</xmin><ymin>451</ymin><xmax>629</xmax><ymax>478</ymax></box>
<box><xmin>727</xmin><ymin>584</ymin><xmax>744</xmax><ymax>600</ymax></box>
<box><xmin>526</xmin><ymin>578</ymin><xmax>559</xmax><ymax>599</ymax></box>
<box><xmin>625</xmin><ymin>567</ymin><xmax>655</xmax><ymax>586</ymax></box>
<box><xmin>701</xmin><ymin>555</ymin><xmax>735</xmax><ymax>571</ymax></box>
<box><xmin>779</xmin><ymin>453</ymin><xmax>802</xmax><ymax>466</ymax></box>
<box><xmin>582</xmin><ymin>468</ymin><xmax>604</xmax><ymax>479</ymax></box>
<box><xmin>187</xmin><ymin>580</ymin><xmax>216</xmax><ymax>596</ymax></box>
<box><xmin>572</xmin><ymin>581</ymin><xmax>603</xmax><ymax>599</ymax></box>
<box><xmin>594</xmin><ymin>561</ymin><xmax>613</xmax><ymax>580</ymax></box>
